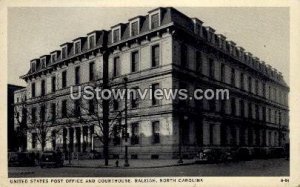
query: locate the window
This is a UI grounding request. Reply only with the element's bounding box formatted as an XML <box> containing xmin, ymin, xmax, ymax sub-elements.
<box><xmin>151</xmin><ymin>45</ymin><xmax>160</xmax><ymax>67</ymax></box>
<box><xmin>41</xmin><ymin>58</ymin><xmax>46</xmax><ymax>68</ymax></box>
<box><xmin>248</xmin><ymin>76</ymin><xmax>252</xmax><ymax>93</ymax></box>
<box><xmin>220</xmin><ymin>63</ymin><xmax>225</xmax><ymax>82</ymax></box>
<box><xmin>51</xmin><ymin>103</ymin><xmax>56</xmax><ymax>121</ymax></box>
<box><xmin>113</xmin><ymin>28</ymin><xmax>120</xmax><ymax>43</ymax></box>
<box><xmin>151</xmin><ymin>83</ymin><xmax>160</xmax><ymax>105</ymax></box>
<box><xmin>75</xmin><ymin>66</ymin><xmax>80</xmax><ymax>84</ymax></box>
<box><xmin>150</xmin><ymin>13</ymin><xmax>159</xmax><ymax>29</ymax></box>
<box><xmin>208</xmin><ymin>58</ymin><xmax>214</xmax><ymax>78</ymax></box>
<box><xmin>62</xmin><ymin>100</ymin><xmax>67</xmax><ymax>118</ymax></box>
<box><xmin>231</xmin><ymin>68</ymin><xmax>235</xmax><ymax>86</ymax></box>
<box><xmin>131</xmin><ymin>51</ymin><xmax>139</xmax><ymax>73</ymax></box>
<box><xmin>131</xmin><ymin>123</ymin><xmax>139</xmax><ymax>145</ymax></box>
<box><xmin>62</xmin><ymin>47</ymin><xmax>67</xmax><ymax>59</ymax></box>
<box><xmin>268</xmin><ymin>108</ymin><xmax>271</xmax><ymax>122</ymax></box>
<box><xmin>248</xmin><ymin>102</ymin><xmax>252</xmax><ymax>119</ymax></box>
<box><xmin>51</xmin><ymin>76</ymin><xmax>56</xmax><ymax>92</ymax></box>
<box><xmin>89</xmin><ymin>35</ymin><xmax>95</xmax><ymax>49</ymax></box>
<box><xmin>231</xmin><ymin>98</ymin><xmax>236</xmax><ymax>115</ymax></box>
<box><xmin>220</xmin><ymin>100</ymin><xmax>226</xmax><ymax>114</ymax></box>
<box><xmin>40</xmin><ymin>105</ymin><xmax>46</xmax><ymax>122</ymax></box>
<box><xmin>181</xmin><ymin>45</ymin><xmax>188</xmax><ymax>68</ymax></box>
<box><xmin>113</xmin><ymin>57</ymin><xmax>120</xmax><ymax>77</ymax></box>
<box><xmin>196</xmin><ymin>51</ymin><xmax>202</xmax><ymax>73</ymax></box>
<box><xmin>240</xmin><ymin>73</ymin><xmax>244</xmax><ymax>90</ymax></box>
<box><xmin>89</xmin><ymin>99</ymin><xmax>95</xmax><ymax>114</ymax></box>
<box><xmin>131</xmin><ymin>21</ymin><xmax>139</xmax><ymax>36</ymax></box>
<box><xmin>74</xmin><ymin>41</ymin><xmax>81</xmax><ymax>54</ymax></box>
<box><xmin>62</xmin><ymin>71</ymin><xmax>67</xmax><ymax>88</ymax></box>
<box><xmin>131</xmin><ymin>87</ymin><xmax>139</xmax><ymax>108</ymax></box>
<box><xmin>74</xmin><ymin>100</ymin><xmax>81</xmax><ymax>116</ymax></box>
<box><xmin>262</xmin><ymin>106</ymin><xmax>266</xmax><ymax>121</ymax></box>
<box><xmin>113</xmin><ymin>123</ymin><xmax>121</xmax><ymax>145</ymax></box>
<box><xmin>255</xmin><ymin>79</ymin><xmax>259</xmax><ymax>95</ymax></box>
<box><xmin>31</xmin><ymin>62</ymin><xmax>36</xmax><ymax>72</ymax></box>
<box><xmin>31</xmin><ymin>107</ymin><xmax>36</xmax><ymax>123</ymax></box>
<box><xmin>268</xmin><ymin>86</ymin><xmax>271</xmax><ymax>100</ymax></box>
<box><xmin>152</xmin><ymin>121</ymin><xmax>160</xmax><ymax>144</ymax></box>
<box><xmin>113</xmin><ymin>99</ymin><xmax>119</xmax><ymax>111</ymax></box>
<box><xmin>240</xmin><ymin>100</ymin><xmax>245</xmax><ymax>117</ymax></box>
<box><xmin>255</xmin><ymin>104</ymin><xmax>259</xmax><ymax>120</ymax></box>
<box><xmin>89</xmin><ymin>62</ymin><xmax>95</xmax><ymax>81</ymax></box>
<box><xmin>208</xmin><ymin>100</ymin><xmax>216</xmax><ymax>112</ymax></box>
<box><xmin>31</xmin><ymin>83</ymin><xmax>36</xmax><ymax>97</ymax></box>
<box><xmin>32</xmin><ymin>133</ymin><xmax>37</xmax><ymax>149</ymax></box>
<box><xmin>51</xmin><ymin>54</ymin><xmax>57</xmax><ymax>63</ymax></box>
<box><xmin>41</xmin><ymin>80</ymin><xmax>46</xmax><ymax>96</ymax></box>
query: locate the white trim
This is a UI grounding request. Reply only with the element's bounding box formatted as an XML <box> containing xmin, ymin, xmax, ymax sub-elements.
<box><xmin>74</xmin><ymin>41</ymin><xmax>81</xmax><ymax>54</ymax></box>
<box><xmin>112</xmin><ymin>26</ymin><xmax>121</xmax><ymax>43</ymax></box>
<box><xmin>129</xmin><ymin>18</ymin><xmax>140</xmax><ymax>37</ymax></box>
<box><xmin>88</xmin><ymin>33</ymin><xmax>96</xmax><ymax>49</ymax></box>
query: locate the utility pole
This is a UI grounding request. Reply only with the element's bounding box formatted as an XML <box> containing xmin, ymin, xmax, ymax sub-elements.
<box><xmin>123</xmin><ymin>77</ymin><xmax>129</xmax><ymax>167</ymax></box>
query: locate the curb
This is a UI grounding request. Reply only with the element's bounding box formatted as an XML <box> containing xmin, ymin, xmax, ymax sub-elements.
<box><xmin>63</xmin><ymin>162</ymin><xmax>195</xmax><ymax>169</ymax></box>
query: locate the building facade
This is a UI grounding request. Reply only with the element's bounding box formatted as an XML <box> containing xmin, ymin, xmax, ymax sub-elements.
<box><xmin>14</xmin><ymin>7</ymin><xmax>289</xmax><ymax>159</ymax></box>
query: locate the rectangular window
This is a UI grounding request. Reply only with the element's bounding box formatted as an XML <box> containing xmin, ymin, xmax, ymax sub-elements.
<box><xmin>31</xmin><ymin>83</ymin><xmax>36</xmax><ymax>97</ymax></box>
<box><xmin>51</xmin><ymin>54</ymin><xmax>57</xmax><ymax>63</ymax></box>
<box><xmin>248</xmin><ymin>102</ymin><xmax>253</xmax><ymax>119</ymax></box>
<box><xmin>113</xmin><ymin>28</ymin><xmax>120</xmax><ymax>43</ymax></box>
<box><xmin>131</xmin><ymin>123</ymin><xmax>139</xmax><ymax>145</ymax></box>
<box><xmin>150</xmin><ymin>13</ymin><xmax>159</xmax><ymax>29</ymax></box>
<box><xmin>51</xmin><ymin>76</ymin><xmax>56</xmax><ymax>92</ymax></box>
<box><xmin>240</xmin><ymin>100</ymin><xmax>245</xmax><ymax>117</ymax></box>
<box><xmin>113</xmin><ymin>57</ymin><xmax>120</xmax><ymax>77</ymax></box>
<box><xmin>181</xmin><ymin>45</ymin><xmax>188</xmax><ymax>68</ymax></box>
<box><xmin>151</xmin><ymin>83</ymin><xmax>160</xmax><ymax>105</ymax></box>
<box><xmin>62</xmin><ymin>71</ymin><xmax>67</xmax><ymax>88</ymax></box>
<box><xmin>74</xmin><ymin>41</ymin><xmax>81</xmax><ymax>54</ymax></box>
<box><xmin>231</xmin><ymin>98</ymin><xmax>236</xmax><ymax>115</ymax></box>
<box><xmin>151</xmin><ymin>45</ymin><xmax>160</xmax><ymax>67</ymax></box>
<box><xmin>208</xmin><ymin>58</ymin><xmax>214</xmax><ymax>78</ymax></box>
<box><xmin>40</xmin><ymin>105</ymin><xmax>46</xmax><ymax>122</ymax></box>
<box><xmin>262</xmin><ymin>106</ymin><xmax>266</xmax><ymax>121</ymax></box>
<box><xmin>113</xmin><ymin>124</ymin><xmax>121</xmax><ymax>145</ymax></box>
<box><xmin>41</xmin><ymin>58</ymin><xmax>46</xmax><ymax>68</ymax></box>
<box><xmin>41</xmin><ymin>80</ymin><xmax>46</xmax><ymax>96</ymax></box>
<box><xmin>131</xmin><ymin>87</ymin><xmax>139</xmax><ymax>108</ymax></box>
<box><xmin>113</xmin><ymin>99</ymin><xmax>119</xmax><ymax>111</ymax></box>
<box><xmin>208</xmin><ymin>100</ymin><xmax>216</xmax><ymax>112</ymax></box>
<box><xmin>220</xmin><ymin>63</ymin><xmax>225</xmax><ymax>82</ymax></box>
<box><xmin>255</xmin><ymin>104</ymin><xmax>259</xmax><ymax>120</ymax></box>
<box><xmin>231</xmin><ymin>68</ymin><xmax>235</xmax><ymax>86</ymax></box>
<box><xmin>89</xmin><ymin>62</ymin><xmax>95</xmax><ymax>81</ymax></box>
<box><xmin>62</xmin><ymin>100</ymin><xmax>67</xmax><ymax>118</ymax></box>
<box><xmin>131</xmin><ymin>51</ymin><xmax>139</xmax><ymax>73</ymax></box>
<box><xmin>268</xmin><ymin>108</ymin><xmax>271</xmax><ymax>122</ymax></box>
<box><xmin>152</xmin><ymin>121</ymin><xmax>160</xmax><ymax>144</ymax></box>
<box><xmin>62</xmin><ymin>47</ymin><xmax>67</xmax><ymax>59</ymax></box>
<box><xmin>255</xmin><ymin>79</ymin><xmax>259</xmax><ymax>95</ymax></box>
<box><xmin>89</xmin><ymin>99</ymin><xmax>95</xmax><ymax>114</ymax></box>
<box><xmin>248</xmin><ymin>76</ymin><xmax>252</xmax><ymax>93</ymax></box>
<box><xmin>131</xmin><ymin>21</ymin><xmax>139</xmax><ymax>36</ymax></box>
<box><xmin>75</xmin><ymin>66</ymin><xmax>80</xmax><ymax>84</ymax></box>
<box><xmin>269</xmin><ymin>86</ymin><xmax>271</xmax><ymax>100</ymax></box>
<box><xmin>89</xmin><ymin>35</ymin><xmax>95</xmax><ymax>49</ymax></box>
<box><xmin>196</xmin><ymin>51</ymin><xmax>202</xmax><ymax>73</ymax></box>
<box><xmin>74</xmin><ymin>100</ymin><xmax>81</xmax><ymax>116</ymax></box>
<box><xmin>31</xmin><ymin>107</ymin><xmax>36</xmax><ymax>123</ymax></box>
<box><xmin>262</xmin><ymin>83</ymin><xmax>266</xmax><ymax>97</ymax></box>
<box><xmin>240</xmin><ymin>73</ymin><xmax>244</xmax><ymax>90</ymax></box>
<box><xmin>31</xmin><ymin>62</ymin><xmax>36</xmax><ymax>72</ymax></box>
<box><xmin>51</xmin><ymin>103</ymin><xmax>56</xmax><ymax>121</ymax></box>
<box><xmin>32</xmin><ymin>133</ymin><xmax>37</xmax><ymax>149</ymax></box>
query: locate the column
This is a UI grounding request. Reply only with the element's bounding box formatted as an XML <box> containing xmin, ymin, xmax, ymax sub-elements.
<box><xmin>66</xmin><ymin>128</ymin><xmax>70</xmax><ymax>151</ymax></box>
<box><xmin>80</xmin><ymin>126</ymin><xmax>84</xmax><ymax>152</ymax></box>
<box><xmin>73</xmin><ymin>127</ymin><xmax>77</xmax><ymax>152</ymax></box>
<box><xmin>236</xmin><ymin>126</ymin><xmax>240</xmax><ymax>146</ymax></box>
<box><xmin>203</xmin><ymin>121</ymin><xmax>210</xmax><ymax>145</ymax></box>
<box><xmin>265</xmin><ymin>130</ymin><xmax>269</xmax><ymax>146</ymax></box>
<box><xmin>87</xmin><ymin>126</ymin><xmax>91</xmax><ymax>151</ymax></box>
<box><xmin>213</xmin><ymin>122</ymin><xmax>221</xmax><ymax>145</ymax></box>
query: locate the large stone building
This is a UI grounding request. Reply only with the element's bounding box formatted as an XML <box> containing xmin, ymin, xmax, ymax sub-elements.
<box><xmin>14</xmin><ymin>7</ymin><xmax>289</xmax><ymax>159</ymax></box>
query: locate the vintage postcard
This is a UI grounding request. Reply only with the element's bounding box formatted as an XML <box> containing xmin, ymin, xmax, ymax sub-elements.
<box><xmin>1</xmin><ymin>0</ymin><xmax>300</xmax><ymax>186</ymax></box>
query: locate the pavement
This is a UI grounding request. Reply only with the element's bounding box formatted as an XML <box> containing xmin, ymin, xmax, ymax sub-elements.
<box><xmin>64</xmin><ymin>158</ymin><xmax>195</xmax><ymax>169</ymax></box>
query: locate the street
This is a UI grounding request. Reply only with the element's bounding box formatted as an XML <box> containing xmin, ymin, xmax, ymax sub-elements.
<box><xmin>8</xmin><ymin>158</ymin><xmax>289</xmax><ymax>177</ymax></box>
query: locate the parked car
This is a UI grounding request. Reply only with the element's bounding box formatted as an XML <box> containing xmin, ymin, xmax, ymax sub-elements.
<box><xmin>195</xmin><ymin>149</ymin><xmax>227</xmax><ymax>163</ymax></box>
<box><xmin>8</xmin><ymin>152</ymin><xmax>36</xmax><ymax>167</ymax></box>
<box><xmin>39</xmin><ymin>151</ymin><xmax>64</xmax><ymax>168</ymax></box>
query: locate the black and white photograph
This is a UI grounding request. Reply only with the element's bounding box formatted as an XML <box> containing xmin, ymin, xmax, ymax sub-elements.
<box><xmin>2</xmin><ymin>1</ymin><xmax>300</xmax><ymax>186</ymax></box>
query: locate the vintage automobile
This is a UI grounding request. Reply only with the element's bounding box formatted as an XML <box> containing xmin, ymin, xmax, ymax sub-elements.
<box><xmin>39</xmin><ymin>151</ymin><xmax>64</xmax><ymax>168</ymax></box>
<box><xmin>8</xmin><ymin>152</ymin><xmax>36</xmax><ymax>167</ymax></box>
<box><xmin>195</xmin><ymin>148</ymin><xmax>233</xmax><ymax>163</ymax></box>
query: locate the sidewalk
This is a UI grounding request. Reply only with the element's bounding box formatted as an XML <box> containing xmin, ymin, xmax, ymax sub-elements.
<box><xmin>64</xmin><ymin>159</ymin><xmax>195</xmax><ymax>169</ymax></box>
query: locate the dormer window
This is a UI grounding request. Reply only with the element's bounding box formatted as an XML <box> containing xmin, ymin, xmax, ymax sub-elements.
<box><xmin>61</xmin><ymin>47</ymin><xmax>67</xmax><ymax>59</ymax></box>
<box><xmin>112</xmin><ymin>28</ymin><xmax>121</xmax><ymax>43</ymax></box>
<box><xmin>131</xmin><ymin>21</ymin><xmax>139</xmax><ymax>37</ymax></box>
<box><xmin>51</xmin><ymin>53</ymin><xmax>57</xmax><ymax>63</ymax></box>
<box><xmin>74</xmin><ymin>41</ymin><xmax>81</xmax><ymax>54</ymax></box>
<box><xmin>150</xmin><ymin>12</ymin><xmax>160</xmax><ymax>29</ymax></box>
<box><xmin>31</xmin><ymin>61</ymin><xmax>36</xmax><ymax>72</ymax></box>
<box><xmin>41</xmin><ymin>58</ymin><xmax>46</xmax><ymax>68</ymax></box>
<box><xmin>88</xmin><ymin>34</ymin><xmax>96</xmax><ymax>49</ymax></box>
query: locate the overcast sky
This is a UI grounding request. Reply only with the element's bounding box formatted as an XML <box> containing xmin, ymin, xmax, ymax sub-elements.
<box><xmin>8</xmin><ymin>7</ymin><xmax>289</xmax><ymax>86</ymax></box>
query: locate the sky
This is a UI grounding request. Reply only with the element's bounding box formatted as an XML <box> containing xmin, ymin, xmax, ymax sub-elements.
<box><xmin>8</xmin><ymin>7</ymin><xmax>289</xmax><ymax>86</ymax></box>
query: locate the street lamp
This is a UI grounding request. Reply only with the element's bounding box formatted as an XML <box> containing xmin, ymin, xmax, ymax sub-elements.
<box><xmin>123</xmin><ymin>77</ymin><xmax>130</xmax><ymax>167</ymax></box>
